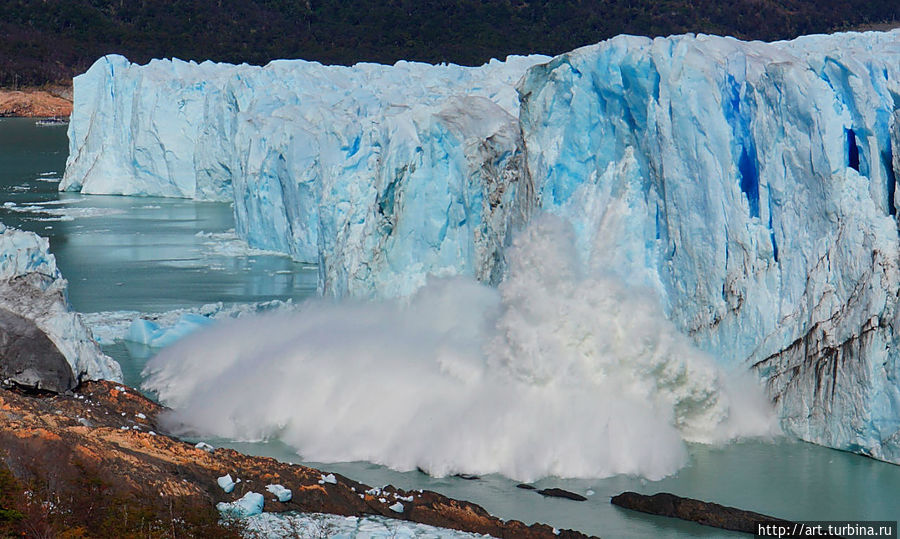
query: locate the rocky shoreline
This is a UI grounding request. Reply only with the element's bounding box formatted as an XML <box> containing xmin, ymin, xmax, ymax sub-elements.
<box><xmin>0</xmin><ymin>379</ymin><xmax>594</xmax><ymax>537</ymax></box>
<box><xmin>0</xmin><ymin>87</ymin><xmax>72</xmax><ymax>118</ymax></box>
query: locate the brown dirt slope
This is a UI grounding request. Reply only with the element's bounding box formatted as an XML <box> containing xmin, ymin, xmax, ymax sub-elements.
<box><xmin>0</xmin><ymin>89</ymin><xmax>71</xmax><ymax>118</ymax></box>
<box><xmin>0</xmin><ymin>380</ymin><xmax>596</xmax><ymax>538</ymax></box>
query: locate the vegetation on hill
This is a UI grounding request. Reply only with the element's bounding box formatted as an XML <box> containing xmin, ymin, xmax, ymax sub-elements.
<box><xmin>1</xmin><ymin>0</ymin><xmax>898</xmax><ymax>86</ymax></box>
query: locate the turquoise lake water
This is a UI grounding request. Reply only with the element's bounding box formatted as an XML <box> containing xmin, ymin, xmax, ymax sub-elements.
<box><xmin>1</xmin><ymin>117</ymin><xmax>897</xmax><ymax>538</ymax></box>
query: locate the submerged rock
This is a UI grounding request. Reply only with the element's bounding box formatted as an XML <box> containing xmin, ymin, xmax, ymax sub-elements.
<box><xmin>537</xmin><ymin>488</ymin><xmax>588</xmax><ymax>502</ymax></box>
<box><xmin>611</xmin><ymin>491</ymin><xmax>791</xmax><ymax>533</ymax></box>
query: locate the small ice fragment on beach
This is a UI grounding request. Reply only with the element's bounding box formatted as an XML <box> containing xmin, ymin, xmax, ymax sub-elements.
<box><xmin>389</xmin><ymin>502</ymin><xmax>404</xmax><ymax>513</ymax></box>
<box><xmin>216</xmin><ymin>492</ymin><xmax>264</xmax><ymax>518</ymax></box>
<box><xmin>265</xmin><ymin>484</ymin><xmax>292</xmax><ymax>502</ymax></box>
<box><xmin>320</xmin><ymin>473</ymin><xmax>336</xmax><ymax>484</ymax></box>
<box><xmin>217</xmin><ymin>474</ymin><xmax>236</xmax><ymax>493</ymax></box>
<box><xmin>195</xmin><ymin>441</ymin><xmax>215</xmax><ymax>452</ymax></box>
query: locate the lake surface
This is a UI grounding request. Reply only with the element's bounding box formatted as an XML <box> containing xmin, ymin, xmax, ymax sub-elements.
<box><xmin>1</xmin><ymin>117</ymin><xmax>897</xmax><ymax>538</ymax></box>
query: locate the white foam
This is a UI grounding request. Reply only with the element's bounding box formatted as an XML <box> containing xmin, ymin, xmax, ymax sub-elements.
<box><xmin>143</xmin><ymin>217</ymin><xmax>778</xmax><ymax>481</ymax></box>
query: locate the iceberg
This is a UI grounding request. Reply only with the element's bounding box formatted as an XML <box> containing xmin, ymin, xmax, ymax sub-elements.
<box><xmin>64</xmin><ymin>31</ymin><xmax>900</xmax><ymax>464</ymax></box>
<box><xmin>0</xmin><ymin>223</ymin><xmax>122</xmax><ymax>387</ymax></box>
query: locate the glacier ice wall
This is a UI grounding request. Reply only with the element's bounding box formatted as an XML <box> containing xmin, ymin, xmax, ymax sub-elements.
<box><xmin>0</xmin><ymin>223</ymin><xmax>122</xmax><ymax>384</ymax></box>
<box><xmin>62</xmin><ymin>54</ymin><xmax>547</xmax><ymax>296</ymax></box>
<box><xmin>63</xmin><ymin>30</ymin><xmax>900</xmax><ymax>464</ymax></box>
<box><xmin>518</xmin><ymin>31</ymin><xmax>900</xmax><ymax>462</ymax></box>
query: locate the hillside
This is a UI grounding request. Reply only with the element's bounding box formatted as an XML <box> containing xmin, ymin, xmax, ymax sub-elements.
<box><xmin>1</xmin><ymin>0</ymin><xmax>899</xmax><ymax>86</ymax></box>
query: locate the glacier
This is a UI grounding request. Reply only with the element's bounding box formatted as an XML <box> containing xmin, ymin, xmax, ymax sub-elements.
<box><xmin>518</xmin><ymin>31</ymin><xmax>900</xmax><ymax>464</ymax></box>
<box><xmin>62</xmin><ymin>54</ymin><xmax>547</xmax><ymax>297</ymax></box>
<box><xmin>0</xmin><ymin>223</ymin><xmax>122</xmax><ymax>386</ymax></box>
<box><xmin>63</xmin><ymin>30</ymin><xmax>900</xmax><ymax>466</ymax></box>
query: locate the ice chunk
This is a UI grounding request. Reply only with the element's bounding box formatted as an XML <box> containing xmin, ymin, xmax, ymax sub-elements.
<box><xmin>83</xmin><ymin>300</ymin><xmax>297</xmax><ymax>344</ymax></box>
<box><xmin>265</xmin><ymin>484</ymin><xmax>292</xmax><ymax>503</ymax></box>
<box><xmin>319</xmin><ymin>473</ymin><xmax>336</xmax><ymax>485</ymax></box>
<box><xmin>388</xmin><ymin>502</ymin><xmax>404</xmax><ymax>513</ymax></box>
<box><xmin>194</xmin><ymin>441</ymin><xmax>215</xmax><ymax>452</ymax></box>
<box><xmin>216</xmin><ymin>491</ymin><xmax>264</xmax><ymax>518</ymax></box>
<box><xmin>217</xmin><ymin>474</ymin><xmax>235</xmax><ymax>493</ymax></box>
<box><xmin>125</xmin><ymin>313</ymin><xmax>214</xmax><ymax>348</ymax></box>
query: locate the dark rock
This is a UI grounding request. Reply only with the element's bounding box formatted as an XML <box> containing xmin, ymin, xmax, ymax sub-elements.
<box><xmin>517</xmin><ymin>483</ymin><xmax>537</xmax><ymax>490</ymax></box>
<box><xmin>611</xmin><ymin>491</ymin><xmax>794</xmax><ymax>534</ymax></box>
<box><xmin>0</xmin><ymin>307</ymin><xmax>74</xmax><ymax>393</ymax></box>
<box><xmin>538</xmin><ymin>488</ymin><xmax>587</xmax><ymax>501</ymax></box>
<box><xmin>453</xmin><ymin>473</ymin><xmax>480</xmax><ymax>480</ymax></box>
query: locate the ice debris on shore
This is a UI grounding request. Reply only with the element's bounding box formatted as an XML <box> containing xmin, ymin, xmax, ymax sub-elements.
<box><xmin>217</xmin><ymin>474</ymin><xmax>235</xmax><ymax>494</ymax></box>
<box><xmin>216</xmin><ymin>491</ymin><xmax>264</xmax><ymax>518</ymax></box>
<box><xmin>244</xmin><ymin>512</ymin><xmax>489</xmax><ymax>538</ymax></box>
<box><xmin>265</xmin><ymin>484</ymin><xmax>292</xmax><ymax>503</ymax></box>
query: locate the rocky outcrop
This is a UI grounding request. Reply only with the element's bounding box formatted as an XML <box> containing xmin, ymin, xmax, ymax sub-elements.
<box><xmin>0</xmin><ymin>307</ymin><xmax>74</xmax><ymax>393</ymax></box>
<box><xmin>0</xmin><ymin>380</ymin><xmax>595</xmax><ymax>538</ymax></box>
<box><xmin>0</xmin><ymin>224</ymin><xmax>122</xmax><ymax>385</ymax></box>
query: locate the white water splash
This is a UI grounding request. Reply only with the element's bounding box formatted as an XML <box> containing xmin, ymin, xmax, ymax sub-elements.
<box><xmin>144</xmin><ymin>216</ymin><xmax>777</xmax><ymax>481</ymax></box>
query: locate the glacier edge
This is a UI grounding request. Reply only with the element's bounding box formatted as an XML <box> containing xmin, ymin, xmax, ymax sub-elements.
<box><xmin>62</xmin><ymin>30</ymin><xmax>900</xmax><ymax>464</ymax></box>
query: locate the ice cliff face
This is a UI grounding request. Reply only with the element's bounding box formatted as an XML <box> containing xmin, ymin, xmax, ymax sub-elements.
<box><xmin>0</xmin><ymin>223</ymin><xmax>122</xmax><ymax>386</ymax></box>
<box><xmin>518</xmin><ymin>31</ymin><xmax>900</xmax><ymax>463</ymax></box>
<box><xmin>62</xmin><ymin>54</ymin><xmax>546</xmax><ymax>296</ymax></box>
<box><xmin>63</xmin><ymin>31</ymin><xmax>900</xmax><ymax>464</ymax></box>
